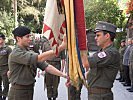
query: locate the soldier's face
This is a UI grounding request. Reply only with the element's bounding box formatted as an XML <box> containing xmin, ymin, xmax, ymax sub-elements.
<box><xmin>18</xmin><ymin>34</ymin><xmax>32</xmax><ymax>47</ymax></box>
<box><xmin>95</xmin><ymin>31</ymin><xmax>107</xmax><ymax>48</ymax></box>
<box><xmin>0</xmin><ymin>38</ymin><xmax>5</xmax><ymax>46</ymax></box>
<box><xmin>121</xmin><ymin>42</ymin><xmax>125</xmax><ymax>47</ymax></box>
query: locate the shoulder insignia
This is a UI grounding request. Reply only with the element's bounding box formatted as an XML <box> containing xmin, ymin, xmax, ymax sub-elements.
<box><xmin>98</xmin><ymin>51</ymin><xmax>107</xmax><ymax>58</ymax></box>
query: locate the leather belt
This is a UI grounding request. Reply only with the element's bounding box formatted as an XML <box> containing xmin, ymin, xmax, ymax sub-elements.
<box><xmin>11</xmin><ymin>84</ymin><xmax>34</xmax><ymax>89</ymax></box>
<box><xmin>88</xmin><ymin>87</ymin><xmax>111</xmax><ymax>94</ymax></box>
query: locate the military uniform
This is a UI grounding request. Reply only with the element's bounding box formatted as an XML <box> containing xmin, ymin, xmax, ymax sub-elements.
<box><xmin>87</xmin><ymin>21</ymin><xmax>120</xmax><ymax>100</ymax></box>
<box><xmin>8</xmin><ymin>45</ymin><xmax>49</xmax><ymax>100</ymax></box>
<box><xmin>29</xmin><ymin>39</ymin><xmax>40</xmax><ymax>54</ymax></box>
<box><xmin>87</xmin><ymin>44</ymin><xmax>120</xmax><ymax>100</ymax></box>
<box><xmin>69</xmin><ymin>84</ymin><xmax>82</xmax><ymax>100</ymax></box>
<box><xmin>8</xmin><ymin>26</ymin><xmax>49</xmax><ymax>100</ymax></box>
<box><xmin>119</xmin><ymin>41</ymin><xmax>126</xmax><ymax>82</ymax></box>
<box><xmin>0</xmin><ymin>45</ymin><xmax>12</xmax><ymax>98</ymax></box>
<box><xmin>0</xmin><ymin>33</ymin><xmax>12</xmax><ymax>100</ymax></box>
<box><xmin>42</xmin><ymin>37</ymin><xmax>65</xmax><ymax>100</ymax></box>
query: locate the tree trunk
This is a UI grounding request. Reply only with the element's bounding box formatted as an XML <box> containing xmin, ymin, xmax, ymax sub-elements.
<box><xmin>14</xmin><ymin>0</ymin><xmax>18</xmax><ymax>27</ymax></box>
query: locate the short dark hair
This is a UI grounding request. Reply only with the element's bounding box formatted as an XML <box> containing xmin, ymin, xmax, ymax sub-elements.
<box><xmin>103</xmin><ymin>31</ymin><xmax>115</xmax><ymax>41</ymax></box>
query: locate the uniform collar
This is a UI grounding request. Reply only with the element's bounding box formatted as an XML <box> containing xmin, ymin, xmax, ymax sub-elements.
<box><xmin>100</xmin><ymin>43</ymin><xmax>114</xmax><ymax>51</ymax></box>
<box><xmin>16</xmin><ymin>44</ymin><xmax>29</xmax><ymax>51</ymax></box>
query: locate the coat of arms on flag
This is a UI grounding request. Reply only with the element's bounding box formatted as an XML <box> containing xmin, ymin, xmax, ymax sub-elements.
<box><xmin>42</xmin><ymin>0</ymin><xmax>66</xmax><ymax>55</ymax></box>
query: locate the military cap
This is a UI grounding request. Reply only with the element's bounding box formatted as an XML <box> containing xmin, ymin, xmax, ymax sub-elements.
<box><xmin>0</xmin><ymin>33</ymin><xmax>5</xmax><ymax>39</ymax></box>
<box><xmin>12</xmin><ymin>26</ymin><xmax>31</xmax><ymax>37</ymax></box>
<box><xmin>95</xmin><ymin>21</ymin><xmax>117</xmax><ymax>34</ymax></box>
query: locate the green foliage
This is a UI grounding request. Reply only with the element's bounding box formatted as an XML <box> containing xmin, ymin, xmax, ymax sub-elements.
<box><xmin>115</xmin><ymin>32</ymin><xmax>126</xmax><ymax>49</ymax></box>
<box><xmin>85</xmin><ymin>0</ymin><xmax>125</xmax><ymax>29</ymax></box>
<box><xmin>84</xmin><ymin>0</ymin><xmax>127</xmax><ymax>49</ymax></box>
<box><xmin>0</xmin><ymin>11</ymin><xmax>14</xmax><ymax>38</ymax></box>
<box><xmin>17</xmin><ymin>0</ymin><xmax>46</xmax><ymax>33</ymax></box>
<box><xmin>0</xmin><ymin>0</ymin><xmax>46</xmax><ymax>36</ymax></box>
<box><xmin>19</xmin><ymin>6</ymin><xmax>40</xmax><ymax>24</ymax></box>
<box><xmin>0</xmin><ymin>0</ymin><xmax>12</xmax><ymax>13</ymax></box>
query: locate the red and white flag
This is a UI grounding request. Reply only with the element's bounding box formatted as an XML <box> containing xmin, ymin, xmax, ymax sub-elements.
<box><xmin>42</xmin><ymin>0</ymin><xmax>66</xmax><ymax>55</ymax></box>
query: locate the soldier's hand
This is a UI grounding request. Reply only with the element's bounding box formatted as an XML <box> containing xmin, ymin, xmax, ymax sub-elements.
<box><xmin>62</xmin><ymin>73</ymin><xmax>69</xmax><ymax>79</ymax></box>
<box><xmin>41</xmin><ymin>71</ymin><xmax>46</xmax><ymax>76</ymax></box>
<box><xmin>65</xmin><ymin>77</ymin><xmax>71</xmax><ymax>87</ymax></box>
<box><xmin>84</xmin><ymin>71</ymin><xmax>89</xmax><ymax>80</ymax></box>
<box><xmin>59</xmin><ymin>34</ymin><xmax>67</xmax><ymax>51</ymax></box>
<box><xmin>7</xmin><ymin>71</ymin><xmax>10</xmax><ymax>78</ymax></box>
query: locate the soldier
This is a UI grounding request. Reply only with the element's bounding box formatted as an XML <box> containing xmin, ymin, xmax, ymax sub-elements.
<box><xmin>116</xmin><ymin>39</ymin><xmax>126</xmax><ymax>82</ymax></box>
<box><xmin>41</xmin><ymin>36</ymin><xmax>65</xmax><ymax>100</ymax></box>
<box><xmin>0</xmin><ymin>33</ymin><xmax>12</xmax><ymax>100</ymax></box>
<box><xmin>29</xmin><ymin>34</ymin><xmax>40</xmax><ymax>54</ymax></box>
<box><xmin>122</xmin><ymin>38</ymin><xmax>132</xmax><ymax>86</ymax></box>
<box><xmin>128</xmin><ymin>38</ymin><xmax>133</xmax><ymax>92</ymax></box>
<box><xmin>86</xmin><ymin>21</ymin><xmax>120</xmax><ymax>100</ymax></box>
<box><xmin>33</xmin><ymin>37</ymin><xmax>41</xmax><ymax>53</ymax></box>
<box><xmin>8</xmin><ymin>26</ymin><xmax>68</xmax><ymax>100</ymax></box>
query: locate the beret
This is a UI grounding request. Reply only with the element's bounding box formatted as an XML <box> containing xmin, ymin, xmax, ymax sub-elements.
<box><xmin>12</xmin><ymin>26</ymin><xmax>31</xmax><ymax>37</ymax></box>
<box><xmin>95</xmin><ymin>21</ymin><xmax>117</xmax><ymax>34</ymax></box>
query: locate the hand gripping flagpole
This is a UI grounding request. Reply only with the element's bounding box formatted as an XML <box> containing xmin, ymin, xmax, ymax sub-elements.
<box><xmin>63</xmin><ymin>0</ymin><xmax>89</xmax><ymax>90</ymax></box>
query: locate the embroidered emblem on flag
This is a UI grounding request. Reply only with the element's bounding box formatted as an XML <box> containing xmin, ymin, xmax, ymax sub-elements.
<box><xmin>42</xmin><ymin>0</ymin><xmax>66</xmax><ymax>55</ymax></box>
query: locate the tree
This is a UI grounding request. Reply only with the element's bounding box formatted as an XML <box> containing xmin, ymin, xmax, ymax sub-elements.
<box><xmin>84</xmin><ymin>0</ymin><xmax>125</xmax><ymax>29</ymax></box>
<box><xmin>84</xmin><ymin>0</ymin><xmax>127</xmax><ymax>48</ymax></box>
<box><xmin>0</xmin><ymin>0</ymin><xmax>46</xmax><ymax>35</ymax></box>
<box><xmin>17</xmin><ymin>0</ymin><xmax>46</xmax><ymax>33</ymax></box>
<box><xmin>0</xmin><ymin>11</ymin><xmax>14</xmax><ymax>38</ymax></box>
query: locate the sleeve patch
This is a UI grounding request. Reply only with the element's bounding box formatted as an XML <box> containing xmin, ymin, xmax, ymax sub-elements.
<box><xmin>98</xmin><ymin>51</ymin><xmax>107</xmax><ymax>58</ymax></box>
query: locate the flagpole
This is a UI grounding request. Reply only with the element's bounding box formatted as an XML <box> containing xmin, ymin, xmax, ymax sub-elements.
<box><xmin>65</xmin><ymin>51</ymin><xmax>70</xmax><ymax>100</ymax></box>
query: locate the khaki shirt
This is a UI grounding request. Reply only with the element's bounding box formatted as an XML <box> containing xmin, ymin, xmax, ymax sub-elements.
<box><xmin>0</xmin><ymin>45</ymin><xmax>12</xmax><ymax>73</ymax></box>
<box><xmin>87</xmin><ymin>43</ymin><xmax>120</xmax><ymax>88</ymax></box>
<box><xmin>42</xmin><ymin>38</ymin><xmax>66</xmax><ymax>62</ymax></box>
<box><xmin>8</xmin><ymin>45</ymin><xmax>48</xmax><ymax>85</ymax></box>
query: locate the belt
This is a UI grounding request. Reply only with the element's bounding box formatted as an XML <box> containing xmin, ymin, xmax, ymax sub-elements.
<box><xmin>88</xmin><ymin>87</ymin><xmax>111</xmax><ymax>94</ymax></box>
<box><xmin>11</xmin><ymin>84</ymin><xmax>34</xmax><ymax>89</ymax></box>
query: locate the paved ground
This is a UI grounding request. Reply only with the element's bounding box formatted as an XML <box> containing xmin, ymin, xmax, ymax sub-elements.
<box><xmin>33</xmin><ymin>72</ymin><xmax>133</xmax><ymax>100</ymax></box>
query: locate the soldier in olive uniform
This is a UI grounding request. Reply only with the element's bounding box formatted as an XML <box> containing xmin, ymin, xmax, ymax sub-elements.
<box><xmin>87</xmin><ymin>21</ymin><xmax>120</xmax><ymax>100</ymax></box>
<box><xmin>29</xmin><ymin>35</ymin><xmax>40</xmax><ymax>54</ymax></box>
<box><xmin>0</xmin><ymin>33</ymin><xmax>12</xmax><ymax>100</ymax></box>
<box><xmin>8</xmin><ymin>26</ymin><xmax>68</xmax><ymax>100</ymax></box>
<box><xmin>41</xmin><ymin>36</ymin><xmax>65</xmax><ymax>100</ymax></box>
<box><xmin>116</xmin><ymin>39</ymin><xmax>126</xmax><ymax>82</ymax></box>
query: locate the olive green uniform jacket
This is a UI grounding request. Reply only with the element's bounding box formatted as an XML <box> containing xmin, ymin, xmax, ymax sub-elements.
<box><xmin>87</xmin><ymin>43</ymin><xmax>120</xmax><ymax>100</ymax></box>
<box><xmin>8</xmin><ymin>45</ymin><xmax>48</xmax><ymax>100</ymax></box>
<box><xmin>0</xmin><ymin>45</ymin><xmax>12</xmax><ymax>97</ymax></box>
